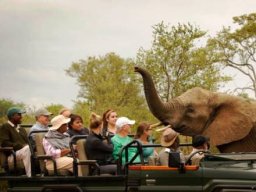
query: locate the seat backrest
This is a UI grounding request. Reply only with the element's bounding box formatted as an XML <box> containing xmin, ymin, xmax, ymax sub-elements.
<box><xmin>34</xmin><ymin>132</ymin><xmax>47</xmax><ymax>174</ymax></box>
<box><xmin>24</xmin><ymin>127</ymin><xmax>31</xmax><ymax>136</ymax></box>
<box><xmin>76</xmin><ymin>139</ymin><xmax>89</xmax><ymax>176</ymax></box>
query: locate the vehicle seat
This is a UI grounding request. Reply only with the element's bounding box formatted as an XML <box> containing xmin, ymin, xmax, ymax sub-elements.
<box><xmin>70</xmin><ymin>136</ymin><xmax>100</xmax><ymax>176</ymax></box>
<box><xmin>0</xmin><ymin>147</ymin><xmax>25</xmax><ymax>175</ymax></box>
<box><xmin>76</xmin><ymin>139</ymin><xmax>89</xmax><ymax>176</ymax></box>
<box><xmin>34</xmin><ymin>132</ymin><xmax>70</xmax><ymax>176</ymax></box>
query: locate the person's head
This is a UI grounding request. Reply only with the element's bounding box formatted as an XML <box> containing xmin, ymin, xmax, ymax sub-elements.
<box><xmin>102</xmin><ymin>109</ymin><xmax>117</xmax><ymax>129</ymax></box>
<box><xmin>89</xmin><ymin>112</ymin><xmax>102</xmax><ymax>131</ymax></box>
<box><xmin>161</xmin><ymin>128</ymin><xmax>180</xmax><ymax>150</ymax></box>
<box><xmin>7</xmin><ymin>107</ymin><xmax>26</xmax><ymax>125</ymax></box>
<box><xmin>192</xmin><ymin>135</ymin><xmax>209</xmax><ymax>150</ymax></box>
<box><xmin>115</xmin><ymin>117</ymin><xmax>135</xmax><ymax>136</ymax></box>
<box><xmin>35</xmin><ymin>108</ymin><xmax>52</xmax><ymax>126</ymax></box>
<box><xmin>59</xmin><ymin>107</ymin><xmax>72</xmax><ymax>118</ymax></box>
<box><xmin>49</xmin><ymin>115</ymin><xmax>70</xmax><ymax>133</ymax></box>
<box><xmin>68</xmin><ymin>114</ymin><xmax>83</xmax><ymax>131</ymax></box>
<box><xmin>135</xmin><ymin>122</ymin><xmax>152</xmax><ymax>140</ymax></box>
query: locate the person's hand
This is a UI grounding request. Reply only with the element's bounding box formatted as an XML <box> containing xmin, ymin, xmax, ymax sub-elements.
<box><xmin>154</xmin><ymin>150</ymin><xmax>159</xmax><ymax>156</ymax></box>
<box><xmin>73</xmin><ymin>144</ymin><xmax>77</xmax><ymax>150</ymax></box>
<box><xmin>61</xmin><ymin>148</ymin><xmax>71</xmax><ymax>156</ymax></box>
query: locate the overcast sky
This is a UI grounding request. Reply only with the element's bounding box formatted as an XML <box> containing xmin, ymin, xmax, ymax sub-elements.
<box><xmin>0</xmin><ymin>0</ymin><xmax>255</xmax><ymax>109</ymax></box>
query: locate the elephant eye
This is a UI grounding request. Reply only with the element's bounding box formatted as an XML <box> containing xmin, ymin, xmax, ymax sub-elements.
<box><xmin>186</xmin><ymin>105</ymin><xmax>195</xmax><ymax>114</ymax></box>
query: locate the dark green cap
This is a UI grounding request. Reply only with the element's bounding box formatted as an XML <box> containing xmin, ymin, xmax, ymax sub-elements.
<box><xmin>7</xmin><ymin>107</ymin><xmax>26</xmax><ymax>119</ymax></box>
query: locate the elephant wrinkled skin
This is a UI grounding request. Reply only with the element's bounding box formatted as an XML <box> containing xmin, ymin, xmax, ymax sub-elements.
<box><xmin>135</xmin><ymin>66</ymin><xmax>256</xmax><ymax>153</ymax></box>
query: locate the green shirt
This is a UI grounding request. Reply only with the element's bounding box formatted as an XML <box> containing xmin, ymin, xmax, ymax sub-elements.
<box><xmin>111</xmin><ymin>134</ymin><xmax>140</xmax><ymax>164</ymax></box>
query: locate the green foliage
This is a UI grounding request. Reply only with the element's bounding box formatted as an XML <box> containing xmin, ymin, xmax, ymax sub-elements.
<box><xmin>208</xmin><ymin>12</ymin><xmax>256</xmax><ymax>97</ymax></box>
<box><xmin>136</xmin><ymin>22</ymin><xmax>230</xmax><ymax>101</ymax></box>
<box><xmin>46</xmin><ymin>104</ymin><xmax>65</xmax><ymax>116</ymax></box>
<box><xmin>66</xmin><ymin>53</ymin><xmax>156</xmax><ymax>130</ymax></box>
<box><xmin>72</xmin><ymin>100</ymin><xmax>91</xmax><ymax>127</ymax></box>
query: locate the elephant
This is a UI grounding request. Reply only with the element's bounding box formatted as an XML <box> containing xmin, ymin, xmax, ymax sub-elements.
<box><xmin>135</xmin><ymin>66</ymin><xmax>256</xmax><ymax>153</ymax></box>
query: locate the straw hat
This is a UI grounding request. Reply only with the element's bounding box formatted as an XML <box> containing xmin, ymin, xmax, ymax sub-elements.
<box><xmin>49</xmin><ymin>115</ymin><xmax>70</xmax><ymax>131</ymax></box>
<box><xmin>161</xmin><ymin>128</ymin><xmax>179</xmax><ymax>147</ymax></box>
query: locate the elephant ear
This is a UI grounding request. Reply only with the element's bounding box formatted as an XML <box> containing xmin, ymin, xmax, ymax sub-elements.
<box><xmin>203</xmin><ymin>95</ymin><xmax>253</xmax><ymax>147</ymax></box>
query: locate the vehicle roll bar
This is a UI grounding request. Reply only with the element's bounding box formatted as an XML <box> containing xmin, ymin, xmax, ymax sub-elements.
<box><xmin>117</xmin><ymin>140</ymin><xmax>144</xmax><ymax>175</ymax></box>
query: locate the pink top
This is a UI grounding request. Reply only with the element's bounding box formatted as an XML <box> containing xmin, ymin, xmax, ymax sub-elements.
<box><xmin>43</xmin><ymin>138</ymin><xmax>61</xmax><ymax>159</ymax></box>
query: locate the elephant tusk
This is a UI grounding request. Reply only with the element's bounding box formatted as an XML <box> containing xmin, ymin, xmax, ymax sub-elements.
<box><xmin>156</xmin><ymin>125</ymin><xmax>171</xmax><ymax>132</ymax></box>
<box><xmin>150</xmin><ymin>122</ymin><xmax>163</xmax><ymax>129</ymax></box>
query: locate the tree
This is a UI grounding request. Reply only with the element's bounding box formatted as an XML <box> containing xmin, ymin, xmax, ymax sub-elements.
<box><xmin>136</xmin><ymin>22</ymin><xmax>230</xmax><ymax>101</ymax></box>
<box><xmin>72</xmin><ymin>100</ymin><xmax>91</xmax><ymax>126</ymax></box>
<box><xmin>46</xmin><ymin>104</ymin><xmax>65</xmax><ymax>116</ymax></box>
<box><xmin>66</xmin><ymin>53</ymin><xmax>155</xmax><ymax>126</ymax></box>
<box><xmin>208</xmin><ymin>13</ymin><xmax>256</xmax><ymax>97</ymax></box>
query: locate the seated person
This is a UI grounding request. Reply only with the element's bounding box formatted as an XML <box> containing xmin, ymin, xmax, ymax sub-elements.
<box><xmin>135</xmin><ymin>122</ymin><xmax>157</xmax><ymax>162</ymax></box>
<box><xmin>157</xmin><ymin>127</ymin><xmax>185</xmax><ymax>166</ymax></box>
<box><xmin>29</xmin><ymin>108</ymin><xmax>53</xmax><ymax>149</ymax></box>
<box><xmin>67</xmin><ymin>114</ymin><xmax>89</xmax><ymax>137</ymax></box>
<box><xmin>102</xmin><ymin>109</ymin><xmax>118</xmax><ymax>137</ymax></box>
<box><xmin>43</xmin><ymin>115</ymin><xmax>73</xmax><ymax>174</ymax></box>
<box><xmin>85</xmin><ymin>112</ymin><xmax>116</xmax><ymax>175</ymax></box>
<box><xmin>59</xmin><ymin>107</ymin><xmax>72</xmax><ymax>118</ymax></box>
<box><xmin>0</xmin><ymin>107</ymin><xmax>31</xmax><ymax>177</ymax></box>
<box><xmin>111</xmin><ymin>117</ymin><xmax>140</xmax><ymax>164</ymax></box>
<box><xmin>189</xmin><ymin>135</ymin><xmax>209</xmax><ymax>165</ymax></box>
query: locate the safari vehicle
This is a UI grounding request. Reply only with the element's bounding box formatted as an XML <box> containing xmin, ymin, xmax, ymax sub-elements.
<box><xmin>1</xmin><ymin>130</ymin><xmax>256</xmax><ymax>192</ymax></box>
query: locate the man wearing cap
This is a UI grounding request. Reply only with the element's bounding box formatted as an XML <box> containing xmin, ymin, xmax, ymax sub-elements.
<box><xmin>188</xmin><ymin>135</ymin><xmax>209</xmax><ymax>165</ymax></box>
<box><xmin>43</xmin><ymin>115</ymin><xmax>73</xmax><ymax>174</ymax></box>
<box><xmin>157</xmin><ymin>128</ymin><xmax>185</xmax><ymax>166</ymax></box>
<box><xmin>29</xmin><ymin>108</ymin><xmax>53</xmax><ymax>148</ymax></box>
<box><xmin>0</xmin><ymin>107</ymin><xmax>31</xmax><ymax>177</ymax></box>
<box><xmin>111</xmin><ymin>117</ymin><xmax>140</xmax><ymax>163</ymax></box>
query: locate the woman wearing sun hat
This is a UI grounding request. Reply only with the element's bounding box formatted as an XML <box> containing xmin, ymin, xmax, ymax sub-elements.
<box><xmin>43</xmin><ymin>114</ymin><xmax>73</xmax><ymax>174</ymax></box>
<box><xmin>157</xmin><ymin>127</ymin><xmax>185</xmax><ymax>166</ymax></box>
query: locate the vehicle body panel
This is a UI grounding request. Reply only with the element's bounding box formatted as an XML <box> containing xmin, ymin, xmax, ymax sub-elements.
<box><xmin>1</xmin><ymin>141</ymin><xmax>256</xmax><ymax>192</ymax></box>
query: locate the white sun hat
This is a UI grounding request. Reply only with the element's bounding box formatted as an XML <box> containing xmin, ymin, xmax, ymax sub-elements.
<box><xmin>49</xmin><ymin>115</ymin><xmax>70</xmax><ymax>131</ymax></box>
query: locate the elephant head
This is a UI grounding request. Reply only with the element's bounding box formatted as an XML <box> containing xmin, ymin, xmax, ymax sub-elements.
<box><xmin>135</xmin><ymin>66</ymin><xmax>256</xmax><ymax>152</ymax></box>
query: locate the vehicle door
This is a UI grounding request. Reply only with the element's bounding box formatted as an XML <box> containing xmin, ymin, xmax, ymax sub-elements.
<box><xmin>128</xmin><ymin>165</ymin><xmax>203</xmax><ymax>192</ymax></box>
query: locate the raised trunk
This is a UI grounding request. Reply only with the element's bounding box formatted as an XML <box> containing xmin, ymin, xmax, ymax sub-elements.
<box><xmin>135</xmin><ymin>67</ymin><xmax>171</xmax><ymax>124</ymax></box>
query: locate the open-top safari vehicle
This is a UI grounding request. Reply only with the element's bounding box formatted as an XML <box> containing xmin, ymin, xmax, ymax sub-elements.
<box><xmin>1</xmin><ymin>128</ymin><xmax>256</xmax><ymax>192</ymax></box>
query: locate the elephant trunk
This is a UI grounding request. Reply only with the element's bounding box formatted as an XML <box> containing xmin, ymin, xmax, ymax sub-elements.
<box><xmin>135</xmin><ymin>66</ymin><xmax>172</xmax><ymax>124</ymax></box>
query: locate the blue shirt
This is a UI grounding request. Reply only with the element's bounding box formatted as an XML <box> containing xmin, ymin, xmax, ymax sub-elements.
<box><xmin>137</xmin><ymin>138</ymin><xmax>154</xmax><ymax>161</ymax></box>
<box><xmin>30</xmin><ymin>122</ymin><xmax>49</xmax><ymax>141</ymax></box>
